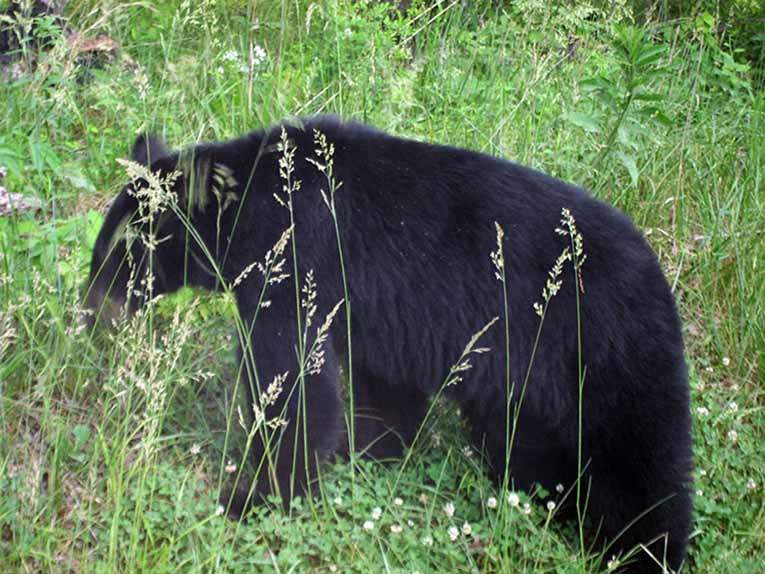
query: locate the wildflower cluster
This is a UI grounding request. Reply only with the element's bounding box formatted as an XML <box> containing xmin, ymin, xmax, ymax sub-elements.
<box><xmin>219</xmin><ymin>44</ymin><xmax>267</xmax><ymax>75</ymax></box>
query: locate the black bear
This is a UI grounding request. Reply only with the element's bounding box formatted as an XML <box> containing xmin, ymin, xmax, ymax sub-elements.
<box><xmin>85</xmin><ymin>116</ymin><xmax>692</xmax><ymax>573</ymax></box>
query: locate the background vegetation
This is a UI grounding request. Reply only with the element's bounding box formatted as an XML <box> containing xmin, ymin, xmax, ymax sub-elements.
<box><xmin>0</xmin><ymin>0</ymin><xmax>763</xmax><ymax>572</ymax></box>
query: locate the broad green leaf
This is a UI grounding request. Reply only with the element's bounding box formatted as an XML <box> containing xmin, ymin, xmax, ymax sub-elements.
<box><xmin>615</xmin><ymin>151</ymin><xmax>639</xmax><ymax>187</ymax></box>
<box><xmin>565</xmin><ymin>111</ymin><xmax>600</xmax><ymax>133</ymax></box>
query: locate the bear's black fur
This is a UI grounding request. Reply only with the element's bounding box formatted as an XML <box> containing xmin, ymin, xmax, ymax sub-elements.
<box><xmin>85</xmin><ymin>116</ymin><xmax>692</xmax><ymax>573</ymax></box>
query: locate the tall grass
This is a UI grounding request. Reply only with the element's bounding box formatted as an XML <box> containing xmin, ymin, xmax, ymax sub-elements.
<box><xmin>0</xmin><ymin>1</ymin><xmax>763</xmax><ymax>572</ymax></box>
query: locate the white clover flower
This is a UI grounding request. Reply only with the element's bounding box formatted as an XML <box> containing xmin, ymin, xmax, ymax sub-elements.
<box><xmin>390</xmin><ymin>524</ymin><xmax>403</xmax><ymax>534</ymax></box>
<box><xmin>333</xmin><ymin>496</ymin><xmax>342</xmax><ymax>506</ymax></box>
<box><xmin>190</xmin><ymin>443</ymin><xmax>201</xmax><ymax>455</ymax></box>
<box><xmin>546</xmin><ymin>501</ymin><xmax>556</xmax><ymax>512</ymax></box>
<box><xmin>394</xmin><ymin>497</ymin><xmax>403</xmax><ymax>506</ymax></box>
<box><xmin>371</xmin><ymin>506</ymin><xmax>382</xmax><ymax>520</ymax></box>
<box><xmin>461</xmin><ymin>521</ymin><xmax>472</xmax><ymax>536</ymax></box>
<box><xmin>225</xmin><ymin>461</ymin><xmax>237</xmax><ymax>474</ymax></box>
<box><xmin>699</xmin><ymin>469</ymin><xmax>708</xmax><ymax>477</ymax></box>
<box><xmin>443</xmin><ymin>502</ymin><xmax>455</xmax><ymax>517</ymax></box>
<box><xmin>696</xmin><ymin>406</ymin><xmax>710</xmax><ymax>416</ymax></box>
<box><xmin>695</xmin><ymin>489</ymin><xmax>703</xmax><ymax>497</ymax></box>
<box><xmin>462</xmin><ymin>445</ymin><xmax>473</xmax><ymax>458</ymax></box>
<box><xmin>722</xmin><ymin>356</ymin><xmax>730</xmax><ymax>366</ymax></box>
<box><xmin>448</xmin><ymin>526</ymin><xmax>459</xmax><ymax>541</ymax></box>
<box><xmin>486</xmin><ymin>496</ymin><xmax>498</xmax><ymax>509</ymax></box>
<box><xmin>507</xmin><ymin>492</ymin><xmax>520</xmax><ymax>507</ymax></box>
<box><xmin>729</xmin><ymin>402</ymin><xmax>738</xmax><ymax>413</ymax></box>
<box><xmin>407</xmin><ymin>519</ymin><xmax>414</xmax><ymax>527</ymax></box>
<box><xmin>747</xmin><ymin>478</ymin><xmax>757</xmax><ymax>491</ymax></box>
<box><xmin>728</xmin><ymin>429</ymin><xmax>738</xmax><ymax>442</ymax></box>
<box><xmin>419</xmin><ymin>493</ymin><xmax>429</xmax><ymax>505</ymax></box>
<box><xmin>216</xmin><ymin>505</ymin><xmax>225</xmax><ymax>516</ymax></box>
<box><xmin>705</xmin><ymin>366</ymin><xmax>714</xmax><ymax>373</ymax></box>
<box><xmin>422</xmin><ymin>535</ymin><xmax>433</xmax><ymax>546</ymax></box>
<box><xmin>329</xmin><ymin>566</ymin><xmax>337</xmax><ymax>573</ymax></box>
<box><xmin>555</xmin><ymin>483</ymin><xmax>564</xmax><ymax>494</ymax></box>
<box><xmin>363</xmin><ymin>520</ymin><xmax>374</xmax><ymax>530</ymax></box>
<box><xmin>522</xmin><ymin>502</ymin><xmax>532</xmax><ymax>515</ymax></box>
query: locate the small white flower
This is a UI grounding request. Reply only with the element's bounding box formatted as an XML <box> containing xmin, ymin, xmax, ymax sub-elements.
<box><xmin>728</xmin><ymin>429</ymin><xmax>738</xmax><ymax>442</ymax></box>
<box><xmin>407</xmin><ymin>519</ymin><xmax>414</xmax><ymax>527</ymax></box>
<box><xmin>329</xmin><ymin>566</ymin><xmax>337</xmax><ymax>573</ymax></box>
<box><xmin>461</xmin><ymin>521</ymin><xmax>472</xmax><ymax>536</ymax></box>
<box><xmin>422</xmin><ymin>535</ymin><xmax>433</xmax><ymax>546</ymax></box>
<box><xmin>252</xmin><ymin>44</ymin><xmax>267</xmax><ymax>66</ymax></box>
<box><xmin>223</xmin><ymin>49</ymin><xmax>239</xmax><ymax>62</ymax></box>
<box><xmin>522</xmin><ymin>502</ymin><xmax>532</xmax><ymax>515</ymax></box>
<box><xmin>507</xmin><ymin>492</ymin><xmax>520</xmax><ymax>507</ymax></box>
<box><xmin>696</xmin><ymin>489</ymin><xmax>703</xmax><ymax>497</ymax></box>
<box><xmin>747</xmin><ymin>478</ymin><xmax>758</xmax><ymax>491</ymax></box>
<box><xmin>333</xmin><ymin>496</ymin><xmax>342</xmax><ymax>506</ymax></box>
<box><xmin>607</xmin><ymin>556</ymin><xmax>620</xmax><ymax>570</ymax></box>
<box><xmin>486</xmin><ymin>496</ymin><xmax>498</xmax><ymax>509</ymax></box>
<box><xmin>555</xmin><ymin>483</ymin><xmax>564</xmax><ymax>494</ymax></box>
<box><xmin>394</xmin><ymin>497</ymin><xmax>403</xmax><ymax>506</ymax></box>
<box><xmin>419</xmin><ymin>493</ymin><xmax>429</xmax><ymax>504</ymax></box>
<box><xmin>699</xmin><ymin>469</ymin><xmax>708</xmax><ymax>477</ymax></box>
<box><xmin>363</xmin><ymin>520</ymin><xmax>374</xmax><ymax>530</ymax></box>
<box><xmin>448</xmin><ymin>526</ymin><xmax>460</xmax><ymax>541</ymax></box>
<box><xmin>216</xmin><ymin>505</ymin><xmax>225</xmax><ymax>516</ymax></box>
<box><xmin>722</xmin><ymin>356</ymin><xmax>730</xmax><ymax>366</ymax></box>
<box><xmin>546</xmin><ymin>500</ymin><xmax>556</xmax><ymax>512</ymax></box>
<box><xmin>390</xmin><ymin>524</ymin><xmax>403</xmax><ymax>534</ymax></box>
<box><xmin>696</xmin><ymin>406</ymin><xmax>710</xmax><ymax>416</ymax></box>
<box><xmin>443</xmin><ymin>502</ymin><xmax>455</xmax><ymax>517</ymax></box>
<box><xmin>190</xmin><ymin>443</ymin><xmax>201</xmax><ymax>455</ymax></box>
<box><xmin>462</xmin><ymin>445</ymin><xmax>473</xmax><ymax>458</ymax></box>
<box><xmin>729</xmin><ymin>402</ymin><xmax>738</xmax><ymax>413</ymax></box>
<box><xmin>225</xmin><ymin>461</ymin><xmax>237</xmax><ymax>474</ymax></box>
<box><xmin>705</xmin><ymin>366</ymin><xmax>714</xmax><ymax>373</ymax></box>
<box><xmin>371</xmin><ymin>506</ymin><xmax>382</xmax><ymax>520</ymax></box>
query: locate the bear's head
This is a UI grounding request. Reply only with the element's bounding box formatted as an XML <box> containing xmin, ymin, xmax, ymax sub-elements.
<box><xmin>84</xmin><ymin>135</ymin><xmax>238</xmax><ymax>327</ymax></box>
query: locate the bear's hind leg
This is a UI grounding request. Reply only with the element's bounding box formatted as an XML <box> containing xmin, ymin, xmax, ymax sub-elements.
<box><xmin>466</xmin><ymin>397</ymin><xmax>577</xmax><ymax>512</ymax></box>
<box><xmin>582</xmin><ymin>418</ymin><xmax>692</xmax><ymax>574</ymax></box>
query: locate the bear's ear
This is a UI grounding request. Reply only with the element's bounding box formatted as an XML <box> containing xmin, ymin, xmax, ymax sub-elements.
<box><xmin>131</xmin><ymin>134</ymin><xmax>170</xmax><ymax>167</ymax></box>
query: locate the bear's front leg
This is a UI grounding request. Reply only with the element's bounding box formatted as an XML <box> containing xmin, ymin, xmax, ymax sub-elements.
<box><xmin>223</xmin><ymin>299</ymin><xmax>343</xmax><ymax>519</ymax></box>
